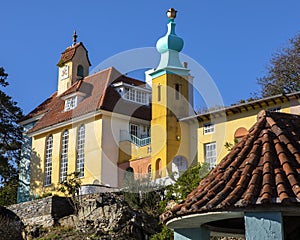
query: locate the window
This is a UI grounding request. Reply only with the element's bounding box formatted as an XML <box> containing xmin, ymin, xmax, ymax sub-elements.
<box><xmin>76</xmin><ymin>125</ymin><xmax>85</xmax><ymax>178</ymax></box>
<box><xmin>205</xmin><ymin>142</ymin><xmax>216</xmax><ymax>169</ymax></box>
<box><xmin>123</xmin><ymin>88</ymin><xmax>148</xmax><ymax>104</ymax></box>
<box><xmin>158</xmin><ymin>84</ymin><xmax>161</xmax><ymax>102</ymax></box>
<box><xmin>44</xmin><ymin>135</ymin><xmax>53</xmax><ymax>186</ymax></box>
<box><xmin>60</xmin><ymin>130</ymin><xmax>69</xmax><ymax>182</ymax></box>
<box><xmin>65</xmin><ymin>97</ymin><xmax>77</xmax><ymax>111</ymax></box>
<box><xmin>204</xmin><ymin>123</ymin><xmax>214</xmax><ymax>135</ymax></box>
<box><xmin>268</xmin><ymin>106</ymin><xmax>281</xmax><ymax>112</ymax></box>
<box><xmin>175</xmin><ymin>83</ymin><xmax>180</xmax><ymax>100</ymax></box>
<box><xmin>77</xmin><ymin>65</ymin><xmax>84</xmax><ymax>77</ymax></box>
<box><xmin>130</xmin><ymin>124</ymin><xmax>139</xmax><ymax>137</ymax></box>
<box><xmin>234</xmin><ymin>127</ymin><xmax>248</xmax><ymax>143</ymax></box>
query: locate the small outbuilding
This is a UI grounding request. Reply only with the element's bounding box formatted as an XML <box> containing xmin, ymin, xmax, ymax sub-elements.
<box><xmin>161</xmin><ymin>110</ymin><xmax>300</xmax><ymax>240</ymax></box>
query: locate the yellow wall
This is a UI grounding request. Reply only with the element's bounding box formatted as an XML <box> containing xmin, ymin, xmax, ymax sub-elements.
<box><xmin>198</xmin><ymin>101</ymin><xmax>292</xmax><ymax>165</ymax></box>
<box><xmin>118</xmin><ymin>141</ymin><xmax>150</xmax><ymax>163</ymax></box>
<box><xmin>57</xmin><ymin>45</ymin><xmax>90</xmax><ymax>95</ymax></box>
<box><xmin>151</xmin><ymin>73</ymin><xmax>191</xmax><ymax>178</ymax></box>
<box><xmin>30</xmin><ymin>115</ymin><xmax>103</xmax><ymax>196</ymax></box>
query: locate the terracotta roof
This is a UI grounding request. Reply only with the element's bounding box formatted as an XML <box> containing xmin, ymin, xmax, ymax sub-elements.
<box><xmin>57</xmin><ymin>42</ymin><xmax>91</xmax><ymax>66</ymax></box>
<box><xmin>161</xmin><ymin>110</ymin><xmax>300</xmax><ymax>224</ymax></box>
<box><xmin>180</xmin><ymin>91</ymin><xmax>300</xmax><ymax>122</ymax></box>
<box><xmin>26</xmin><ymin>67</ymin><xmax>151</xmax><ymax>135</ymax></box>
<box><xmin>19</xmin><ymin>92</ymin><xmax>58</xmax><ymax>123</ymax></box>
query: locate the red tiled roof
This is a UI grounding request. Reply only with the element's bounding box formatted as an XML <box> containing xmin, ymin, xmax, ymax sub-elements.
<box><xmin>26</xmin><ymin>67</ymin><xmax>151</xmax><ymax>134</ymax></box>
<box><xmin>19</xmin><ymin>92</ymin><xmax>58</xmax><ymax>123</ymax></box>
<box><xmin>161</xmin><ymin>110</ymin><xmax>300</xmax><ymax>224</ymax></box>
<box><xmin>57</xmin><ymin>42</ymin><xmax>91</xmax><ymax>66</ymax></box>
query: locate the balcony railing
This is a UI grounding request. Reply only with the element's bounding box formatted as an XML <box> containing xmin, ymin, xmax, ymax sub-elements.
<box><xmin>120</xmin><ymin>130</ymin><xmax>151</xmax><ymax>147</ymax></box>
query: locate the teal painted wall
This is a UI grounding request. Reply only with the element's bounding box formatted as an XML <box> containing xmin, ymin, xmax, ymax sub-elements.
<box><xmin>174</xmin><ymin>227</ymin><xmax>210</xmax><ymax>240</ymax></box>
<box><xmin>245</xmin><ymin>212</ymin><xmax>283</xmax><ymax>240</ymax></box>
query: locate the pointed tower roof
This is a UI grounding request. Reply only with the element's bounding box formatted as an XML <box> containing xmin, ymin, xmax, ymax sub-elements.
<box><xmin>150</xmin><ymin>8</ymin><xmax>189</xmax><ymax>78</ymax></box>
<box><xmin>57</xmin><ymin>32</ymin><xmax>91</xmax><ymax>67</ymax></box>
<box><xmin>161</xmin><ymin>110</ymin><xmax>300</xmax><ymax>224</ymax></box>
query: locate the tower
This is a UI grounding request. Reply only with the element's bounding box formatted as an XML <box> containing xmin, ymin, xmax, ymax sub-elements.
<box><xmin>57</xmin><ymin>31</ymin><xmax>91</xmax><ymax>95</ymax></box>
<box><xmin>150</xmin><ymin>8</ymin><xmax>193</xmax><ymax>179</ymax></box>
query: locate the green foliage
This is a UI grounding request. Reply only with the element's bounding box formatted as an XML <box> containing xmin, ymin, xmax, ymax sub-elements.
<box><xmin>151</xmin><ymin>225</ymin><xmax>173</xmax><ymax>240</ymax></box>
<box><xmin>153</xmin><ymin>163</ymin><xmax>210</xmax><ymax>239</ymax></box>
<box><xmin>0</xmin><ymin>67</ymin><xmax>23</xmax><ymax>206</ymax></box>
<box><xmin>224</xmin><ymin>138</ymin><xmax>238</xmax><ymax>151</ymax></box>
<box><xmin>57</xmin><ymin>172</ymin><xmax>82</xmax><ymax>213</ymax></box>
<box><xmin>160</xmin><ymin>163</ymin><xmax>210</xmax><ymax>211</ymax></box>
<box><xmin>257</xmin><ymin>33</ymin><xmax>300</xmax><ymax>97</ymax></box>
<box><xmin>0</xmin><ymin>180</ymin><xmax>18</xmax><ymax>206</ymax></box>
<box><xmin>122</xmin><ymin>173</ymin><xmax>163</xmax><ymax>217</ymax></box>
<box><xmin>35</xmin><ymin>192</ymin><xmax>53</xmax><ymax>199</ymax></box>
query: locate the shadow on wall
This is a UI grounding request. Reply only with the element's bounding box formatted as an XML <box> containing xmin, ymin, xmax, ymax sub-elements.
<box><xmin>0</xmin><ymin>206</ymin><xmax>24</xmax><ymax>240</ymax></box>
<box><xmin>29</xmin><ymin>149</ymin><xmax>45</xmax><ymax>198</ymax></box>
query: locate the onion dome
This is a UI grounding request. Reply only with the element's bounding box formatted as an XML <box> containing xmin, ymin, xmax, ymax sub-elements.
<box><xmin>156</xmin><ymin>8</ymin><xmax>184</xmax><ymax>54</ymax></box>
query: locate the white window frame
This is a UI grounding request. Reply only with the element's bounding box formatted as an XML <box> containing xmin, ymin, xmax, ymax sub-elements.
<box><xmin>60</xmin><ymin>130</ymin><xmax>69</xmax><ymax>182</ymax></box>
<box><xmin>130</xmin><ymin>123</ymin><xmax>139</xmax><ymax>137</ymax></box>
<box><xmin>123</xmin><ymin>87</ymin><xmax>148</xmax><ymax>105</ymax></box>
<box><xmin>44</xmin><ymin>135</ymin><xmax>53</xmax><ymax>186</ymax></box>
<box><xmin>204</xmin><ymin>122</ymin><xmax>215</xmax><ymax>135</ymax></box>
<box><xmin>205</xmin><ymin>142</ymin><xmax>216</xmax><ymax>169</ymax></box>
<box><xmin>64</xmin><ymin>96</ymin><xmax>77</xmax><ymax>111</ymax></box>
<box><xmin>76</xmin><ymin>125</ymin><xmax>85</xmax><ymax>178</ymax></box>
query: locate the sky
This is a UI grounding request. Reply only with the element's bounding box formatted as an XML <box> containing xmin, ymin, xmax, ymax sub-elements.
<box><xmin>1</xmin><ymin>1</ymin><xmax>300</xmax><ymax>114</ymax></box>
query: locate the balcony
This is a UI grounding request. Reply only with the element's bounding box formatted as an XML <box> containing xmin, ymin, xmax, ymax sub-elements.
<box><xmin>120</xmin><ymin>130</ymin><xmax>151</xmax><ymax>147</ymax></box>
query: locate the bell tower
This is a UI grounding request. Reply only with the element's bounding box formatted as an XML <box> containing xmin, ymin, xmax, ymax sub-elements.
<box><xmin>150</xmin><ymin>8</ymin><xmax>193</xmax><ymax>179</ymax></box>
<box><xmin>57</xmin><ymin>31</ymin><xmax>91</xmax><ymax>95</ymax></box>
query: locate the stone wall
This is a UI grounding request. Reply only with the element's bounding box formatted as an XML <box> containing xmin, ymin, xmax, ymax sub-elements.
<box><xmin>7</xmin><ymin>196</ymin><xmax>73</xmax><ymax>228</ymax></box>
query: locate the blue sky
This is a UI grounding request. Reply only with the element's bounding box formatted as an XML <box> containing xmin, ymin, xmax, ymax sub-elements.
<box><xmin>1</xmin><ymin>1</ymin><xmax>300</xmax><ymax>114</ymax></box>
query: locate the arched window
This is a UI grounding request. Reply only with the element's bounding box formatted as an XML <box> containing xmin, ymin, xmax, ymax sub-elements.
<box><xmin>44</xmin><ymin>135</ymin><xmax>53</xmax><ymax>186</ymax></box>
<box><xmin>172</xmin><ymin>156</ymin><xmax>188</xmax><ymax>179</ymax></box>
<box><xmin>76</xmin><ymin>125</ymin><xmax>85</xmax><ymax>177</ymax></box>
<box><xmin>234</xmin><ymin>127</ymin><xmax>248</xmax><ymax>142</ymax></box>
<box><xmin>77</xmin><ymin>65</ymin><xmax>84</xmax><ymax>78</ymax></box>
<box><xmin>60</xmin><ymin>130</ymin><xmax>69</xmax><ymax>182</ymax></box>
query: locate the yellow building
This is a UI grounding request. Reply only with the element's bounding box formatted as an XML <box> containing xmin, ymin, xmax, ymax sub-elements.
<box><xmin>192</xmin><ymin>93</ymin><xmax>300</xmax><ymax>168</ymax></box>
<box><xmin>17</xmin><ymin>9</ymin><xmax>300</xmax><ymax>202</ymax></box>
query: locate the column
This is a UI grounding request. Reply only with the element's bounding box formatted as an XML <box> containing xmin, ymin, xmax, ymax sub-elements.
<box><xmin>244</xmin><ymin>212</ymin><xmax>283</xmax><ymax>240</ymax></box>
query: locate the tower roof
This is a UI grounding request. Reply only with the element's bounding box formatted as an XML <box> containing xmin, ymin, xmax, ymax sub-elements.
<box><xmin>156</xmin><ymin>8</ymin><xmax>184</xmax><ymax>54</ymax></box>
<box><xmin>151</xmin><ymin>8</ymin><xmax>189</xmax><ymax>77</ymax></box>
<box><xmin>57</xmin><ymin>42</ymin><xmax>91</xmax><ymax>67</ymax></box>
<box><xmin>161</xmin><ymin>110</ymin><xmax>300</xmax><ymax>224</ymax></box>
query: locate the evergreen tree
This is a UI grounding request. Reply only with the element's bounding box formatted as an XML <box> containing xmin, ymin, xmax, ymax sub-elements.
<box><xmin>257</xmin><ymin>34</ymin><xmax>300</xmax><ymax>97</ymax></box>
<box><xmin>0</xmin><ymin>67</ymin><xmax>23</xmax><ymax>206</ymax></box>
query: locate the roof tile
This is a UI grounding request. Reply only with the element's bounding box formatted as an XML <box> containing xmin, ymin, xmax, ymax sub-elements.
<box><xmin>161</xmin><ymin>110</ymin><xmax>300</xmax><ymax>224</ymax></box>
<box><xmin>25</xmin><ymin>67</ymin><xmax>151</xmax><ymax>134</ymax></box>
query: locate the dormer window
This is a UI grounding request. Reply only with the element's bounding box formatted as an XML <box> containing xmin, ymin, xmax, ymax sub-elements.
<box><xmin>65</xmin><ymin>96</ymin><xmax>77</xmax><ymax>111</ymax></box>
<box><xmin>112</xmin><ymin>81</ymin><xmax>151</xmax><ymax>105</ymax></box>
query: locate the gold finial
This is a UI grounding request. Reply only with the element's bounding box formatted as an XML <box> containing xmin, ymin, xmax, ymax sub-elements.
<box><xmin>167</xmin><ymin>8</ymin><xmax>177</xmax><ymax>19</ymax></box>
<box><xmin>72</xmin><ymin>30</ymin><xmax>78</xmax><ymax>45</ymax></box>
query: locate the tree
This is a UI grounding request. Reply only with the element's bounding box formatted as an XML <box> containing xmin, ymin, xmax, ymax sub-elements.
<box><xmin>57</xmin><ymin>172</ymin><xmax>82</xmax><ymax>214</ymax></box>
<box><xmin>257</xmin><ymin>34</ymin><xmax>300</xmax><ymax>97</ymax></box>
<box><xmin>0</xmin><ymin>67</ymin><xmax>23</xmax><ymax>206</ymax></box>
<box><xmin>151</xmin><ymin>163</ymin><xmax>210</xmax><ymax>240</ymax></box>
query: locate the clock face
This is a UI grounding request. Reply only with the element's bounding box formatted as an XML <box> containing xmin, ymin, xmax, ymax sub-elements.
<box><xmin>60</xmin><ymin>65</ymin><xmax>69</xmax><ymax>80</ymax></box>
